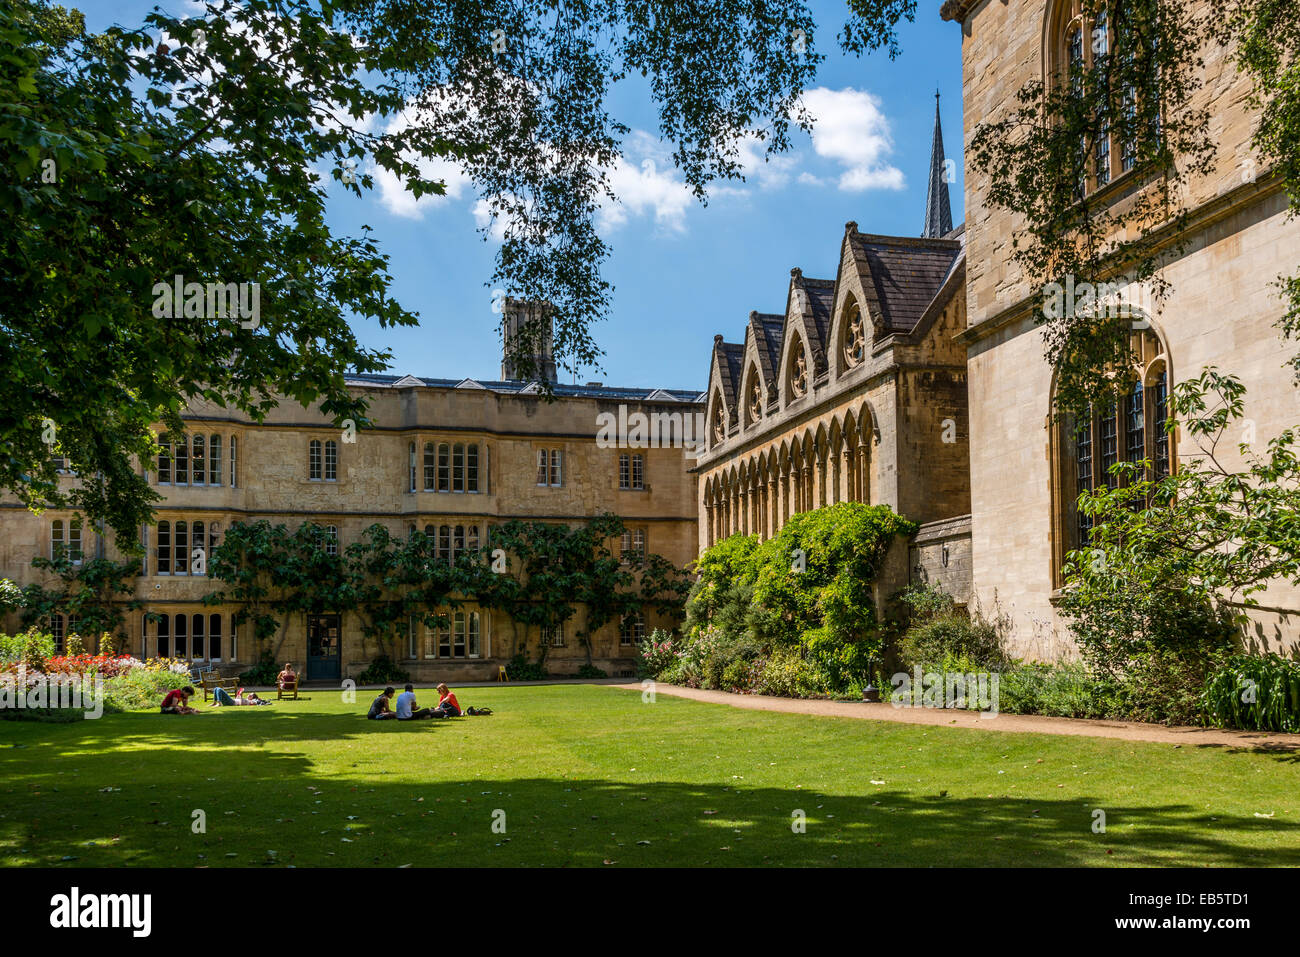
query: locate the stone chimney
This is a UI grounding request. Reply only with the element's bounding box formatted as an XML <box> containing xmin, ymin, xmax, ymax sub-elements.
<box><xmin>501</xmin><ymin>298</ymin><xmax>557</xmax><ymax>383</ymax></box>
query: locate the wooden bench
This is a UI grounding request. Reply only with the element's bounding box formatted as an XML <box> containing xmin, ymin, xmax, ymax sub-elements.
<box><xmin>199</xmin><ymin>669</ymin><xmax>239</xmax><ymax>702</ymax></box>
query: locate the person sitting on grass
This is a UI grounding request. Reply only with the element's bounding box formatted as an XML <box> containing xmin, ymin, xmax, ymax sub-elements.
<box><xmin>367</xmin><ymin>687</ymin><xmax>397</xmax><ymax>720</ymax></box>
<box><xmin>161</xmin><ymin>686</ymin><xmax>200</xmax><ymax>715</ymax></box>
<box><xmin>431</xmin><ymin>682</ymin><xmax>461</xmax><ymax>718</ymax></box>
<box><xmin>394</xmin><ymin>684</ymin><xmax>435</xmax><ymax>720</ymax></box>
<box><xmin>211</xmin><ymin>687</ymin><xmax>271</xmax><ymax>707</ymax></box>
<box><xmin>277</xmin><ymin>662</ymin><xmax>298</xmax><ymax>692</ymax></box>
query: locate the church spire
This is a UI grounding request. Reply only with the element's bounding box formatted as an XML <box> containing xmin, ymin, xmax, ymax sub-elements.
<box><xmin>922</xmin><ymin>90</ymin><xmax>953</xmax><ymax>239</ymax></box>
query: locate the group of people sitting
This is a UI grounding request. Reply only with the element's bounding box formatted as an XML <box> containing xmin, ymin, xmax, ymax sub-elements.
<box><xmin>160</xmin><ymin>685</ymin><xmax>271</xmax><ymax>713</ymax></box>
<box><xmin>368</xmin><ymin>683</ymin><xmax>479</xmax><ymax>721</ymax></box>
<box><xmin>160</xmin><ymin>670</ymin><xmax>485</xmax><ymax>721</ymax></box>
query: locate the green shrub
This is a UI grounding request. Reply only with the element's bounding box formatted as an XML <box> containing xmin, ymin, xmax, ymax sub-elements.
<box><xmin>238</xmin><ymin>649</ymin><xmax>279</xmax><ymax>685</ymax></box>
<box><xmin>505</xmin><ymin>654</ymin><xmax>547</xmax><ymax>682</ymax></box>
<box><xmin>994</xmin><ymin>660</ymin><xmax>1122</xmax><ymax>719</ymax></box>
<box><xmin>103</xmin><ymin>667</ymin><xmax>179</xmax><ymax>713</ymax></box>
<box><xmin>899</xmin><ymin>613</ymin><xmax>1006</xmax><ymax>671</ymax></box>
<box><xmin>754</xmin><ymin>648</ymin><xmax>825</xmax><ymax>698</ymax></box>
<box><xmin>575</xmin><ymin>664</ymin><xmax>607</xmax><ymax>679</ymax></box>
<box><xmin>1202</xmin><ymin>653</ymin><xmax>1300</xmax><ymax>732</ymax></box>
<box><xmin>0</xmin><ymin>630</ymin><xmax>55</xmax><ymax>668</ymax></box>
<box><xmin>636</xmin><ymin>629</ymin><xmax>677</xmax><ymax>678</ymax></box>
<box><xmin>356</xmin><ymin>655</ymin><xmax>410</xmax><ymax>686</ymax></box>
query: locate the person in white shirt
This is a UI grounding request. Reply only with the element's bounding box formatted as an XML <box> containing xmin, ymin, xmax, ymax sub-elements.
<box><xmin>393</xmin><ymin>684</ymin><xmax>434</xmax><ymax>720</ymax></box>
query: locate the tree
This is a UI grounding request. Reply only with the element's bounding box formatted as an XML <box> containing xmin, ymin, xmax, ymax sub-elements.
<box><xmin>966</xmin><ymin>0</ymin><xmax>1300</xmax><ymax>419</ymax></box>
<box><xmin>1</xmin><ymin>0</ymin><xmax>435</xmax><ymax>543</ymax></box>
<box><xmin>18</xmin><ymin>555</ymin><xmax>143</xmax><ymax>652</ymax></box>
<box><xmin>1</xmin><ymin>0</ymin><xmax>918</xmax><ymax>541</ymax></box>
<box><xmin>1059</xmin><ymin>369</ymin><xmax>1300</xmax><ymax>720</ymax></box>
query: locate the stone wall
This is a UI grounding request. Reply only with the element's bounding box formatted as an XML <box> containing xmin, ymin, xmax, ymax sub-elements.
<box><xmin>953</xmin><ymin>0</ymin><xmax>1300</xmax><ymax>657</ymax></box>
<box><xmin>0</xmin><ymin>382</ymin><xmax>702</xmax><ymax>680</ymax></box>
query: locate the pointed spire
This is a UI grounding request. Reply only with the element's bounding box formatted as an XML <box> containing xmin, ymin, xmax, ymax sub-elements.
<box><xmin>923</xmin><ymin>90</ymin><xmax>953</xmax><ymax>239</ymax></box>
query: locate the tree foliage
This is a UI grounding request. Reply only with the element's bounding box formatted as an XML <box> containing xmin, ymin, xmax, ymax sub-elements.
<box><xmin>1059</xmin><ymin>369</ymin><xmax>1300</xmax><ymax>718</ymax></box>
<box><xmin>18</xmin><ymin>555</ymin><xmax>143</xmax><ymax>652</ymax></box>
<box><xmin>204</xmin><ymin>515</ymin><xmax>689</xmax><ymax>667</ymax></box>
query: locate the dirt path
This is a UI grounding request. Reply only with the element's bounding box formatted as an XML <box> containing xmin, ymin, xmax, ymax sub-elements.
<box><xmin>610</xmin><ymin>682</ymin><xmax>1300</xmax><ymax>750</ymax></box>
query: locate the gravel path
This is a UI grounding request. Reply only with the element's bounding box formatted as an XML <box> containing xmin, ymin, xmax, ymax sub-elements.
<box><xmin>611</xmin><ymin>682</ymin><xmax>1300</xmax><ymax>750</ymax></box>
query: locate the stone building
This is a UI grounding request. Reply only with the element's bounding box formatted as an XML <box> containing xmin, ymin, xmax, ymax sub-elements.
<box><xmin>695</xmin><ymin>99</ymin><xmax>974</xmax><ymax>606</ymax></box>
<box><xmin>942</xmin><ymin>0</ymin><xmax>1300</xmax><ymax>655</ymax></box>
<box><xmin>0</xmin><ymin>304</ymin><xmax>703</xmax><ymax>681</ymax></box>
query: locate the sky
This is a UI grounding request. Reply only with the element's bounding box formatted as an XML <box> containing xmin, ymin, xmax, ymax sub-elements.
<box><xmin>82</xmin><ymin>0</ymin><xmax>965</xmax><ymax>394</ymax></box>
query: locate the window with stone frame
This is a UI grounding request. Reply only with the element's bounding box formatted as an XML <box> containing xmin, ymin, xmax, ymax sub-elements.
<box><xmin>1055</xmin><ymin>329</ymin><xmax>1170</xmax><ymax>580</ymax></box>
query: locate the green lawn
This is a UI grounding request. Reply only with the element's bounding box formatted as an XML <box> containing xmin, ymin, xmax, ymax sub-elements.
<box><xmin>1</xmin><ymin>684</ymin><xmax>1296</xmax><ymax>867</ymax></box>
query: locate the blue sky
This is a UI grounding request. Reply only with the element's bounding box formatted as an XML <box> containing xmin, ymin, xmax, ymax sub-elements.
<box><xmin>83</xmin><ymin>1</ymin><xmax>964</xmax><ymax>393</ymax></box>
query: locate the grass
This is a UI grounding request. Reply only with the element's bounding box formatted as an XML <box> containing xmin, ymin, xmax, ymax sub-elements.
<box><xmin>1</xmin><ymin>684</ymin><xmax>1296</xmax><ymax>867</ymax></box>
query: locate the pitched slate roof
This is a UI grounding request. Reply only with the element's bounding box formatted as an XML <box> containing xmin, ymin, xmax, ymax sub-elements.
<box><xmin>345</xmin><ymin>373</ymin><xmax>700</xmax><ymax>403</ymax></box>
<box><xmin>746</xmin><ymin>311</ymin><xmax>786</xmax><ymax>394</ymax></box>
<box><xmin>789</xmin><ymin>269</ymin><xmax>836</xmax><ymax>373</ymax></box>
<box><xmin>849</xmin><ymin>230</ymin><xmax>963</xmax><ymax>335</ymax></box>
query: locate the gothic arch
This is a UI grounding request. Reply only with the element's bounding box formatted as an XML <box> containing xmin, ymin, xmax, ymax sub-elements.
<box><xmin>1049</xmin><ymin>322</ymin><xmax>1173</xmax><ymax>587</ymax></box>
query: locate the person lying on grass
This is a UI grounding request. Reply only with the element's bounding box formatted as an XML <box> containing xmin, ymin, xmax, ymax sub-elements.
<box><xmin>161</xmin><ymin>686</ymin><xmax>200</xmax><ymax>715</ymax></box>
<box><xmin>277</xmin><ymin>662</ymin><xmax>298</xmax><ymax>692</ymax></box>
<box><xmin>211</xmin><ymin>687</ymin><xmax>271</xmax><ymax>707</ymax></box>
<box><xmin>431</xmin><ymin>682</ymin><xmax>461</xmax><ymax>718</ymax></box>
<box><xmin>394</xmin><ymin>684</ymin><xmax>436</xmax><ymax>720</ymax></box>
<box><xmin>367</xmin><ymin>687</ymin><xmax>397</xmax><ymax>720</ymax></box>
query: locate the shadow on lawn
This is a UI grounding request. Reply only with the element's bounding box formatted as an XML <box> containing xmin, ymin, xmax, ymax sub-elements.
<box><xmin>2</xmin><ymin>711</ymin><xmax>1297</xmax><ymax>868</ymax></box>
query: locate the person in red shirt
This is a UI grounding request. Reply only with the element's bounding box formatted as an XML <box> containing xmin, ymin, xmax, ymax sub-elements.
<box><xmin>432</xmin><ymin>683</ymin><xmax>461</xmax><ymax>718</ymax></box>
<box><xmin>161</xmin><ymin>686</ymin><xmax>199</xmax><ymax>715</ymax></box>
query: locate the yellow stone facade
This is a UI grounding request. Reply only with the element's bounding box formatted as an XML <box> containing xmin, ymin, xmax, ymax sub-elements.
<box><xmin>945</xmin><ymin>0</ymin><xmax>1300</xmax><ymax>655</ymax></box>
<box><xmin>0</xmin><ymin>375</ymin><xmax>703</xmax><ymax>682</ymax></box>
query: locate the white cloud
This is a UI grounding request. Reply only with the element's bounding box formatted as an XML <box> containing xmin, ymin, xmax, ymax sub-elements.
<box><xmin>733</xmin><ymin>135</ymin><xmax>798</xmax><ymax>190</ymax></box>
<box><xmin>598</xmin><ymin>131</ymin><xmax>695</xmax><ymax>233</ymax></box>
<box><xmin>370</xmin><ymin>106</ymin><xmax>472</xmax><ymax>220</ymax></box>
<box><xmin>799</xmin><ymin>87</ymin><xmax>905</xmax><ymax>192</ymax></box>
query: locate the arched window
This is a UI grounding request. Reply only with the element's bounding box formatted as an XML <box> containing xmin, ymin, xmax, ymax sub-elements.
<box><xmin>409</xmin><ymin>442</ymin><xmax>417</xmax><ymax>492</ymax></box>
<box><xmin>787</xmin><ymin>334</ymin><xmax>808</xmax><ymax>400</ymax></box>
<box><xmin>466</xmin><ymin>443</ymin><xmax>479</xmax><ymax>493</ymax></box>
<box><xmin>209</xmin><ymin>435</ymin><xmax>222</xmax><ymax>486</ymax></box>
<box><xmin>192</xmin><ymin>613</ymin><xmax>205</xmax><ymax>660</ymax></box>
<box><xmin>309</xmin><ymin>439</ymin><xmax>322</xmax><ymax>480</ymax></box>
<box><xmin>157</xmin><ymin>614</ymin><xmax>170</xmax><ymax>658</ymax></box>
<box><xmin>453</xmin><ymin>525</ymin><xmax>465</xmax><ymax>562</ymax></box>
<box><xmin>229</xmin><ymin>436</ymin><xmax>238</xmax><ymax>488</ymax></box>
<box><xmin>174</xmin><ymin>434</ymin><xmax>189</xmax><ymax>485</ymax></box>
<box><xmin>157</xmin><ymin>521</ymin><xmax>171</xmax><ymax>575</ymax></box>
<box><xmin>841</xmin><ymin>302</ymin><xmax>867</xmax><ymax>369</ymax></box>
<box><xmin>439</xmin><ymin>525</ymin><xmax>451</xmax><ymax>563</ymax></box>
<box><xmin>468</xmin><ymin>612</ymin><xmax>481</xmax><ymax>658</ymax></box>
<box><xmin>325</xmin><ymin>525</ymin><xmax>338</xmax><ymax>555</ymax></box>
<box><xmin>324</xmin><ymin>440</ymin><xmax>338</xmax><ymax>481</ymax></box>
<box><xmin>711</xmin><ymin>392</ymin><xmax>727</xmax><ymax>446</ymax></box>
<box><xmin>209</xmin><ymin>614</ymin><xmax>223</xmax><ymax>661</ymax></box>
<box><xmin>438</xmin><ymin>443</ymin><xmax>451</xmax><ymax>491</ymax></box>
<box><xmin>158</xmin><ymin>437</ymin><xmax>172</xmax><ymax>484</ymax></box>
<box><xmin>452</xmin><ymin>443</ymin><xmax>465</xmax><ymax>492</ymax></box>
<box><xmin>191</xmin><ymin>435</ymin><xmax>206</xmax><ymax>485</ymax></box>
<box><xmin>743</xmin><ymin>365</ymin><xmax>763</xmax><ymax>427</ymax></box>
<box><xmin>174</xmin><ymin>613</ymin><xmax>187</xmax><ymax>659</ymax></box>
<box><xmin>468</xmin><ymin>525</ymin><xmax>480</xmax><ymax>553</ymax></box>
<box><xmin>173</xmin><ymin>521</ymin><xmax>188</xmax><ymax>576</ymax></box>
<box><xmin>1048</xmin><ymin>1</ymin><xmax>1146</xmax><ymax>195</ymax></box>
<box><xmin>191</xmin><ymin>521</ymin><xmax>204</xmax><ymax>575</ymax></box>
<box><xmin>1054</xmin><ymin>328</ymin><xmax>1171</xmax><ymax>582</ymax></box>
